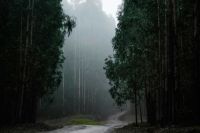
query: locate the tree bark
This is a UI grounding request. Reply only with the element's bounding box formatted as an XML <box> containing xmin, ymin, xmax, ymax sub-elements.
<box><xmin>139</xmin><ymin>96</ymin><xmax>143</xmax><ymax>124</ymax></box>
<box><xmin>134</xmin><ymin>82</ymin><xmax>138</xmax><ymax>126</ymax></box>
<box><xmin>156</xmin><ymin>0</ymin><xmax>162</xmax><ymax>123</ymax></box>
<box><xmin>168</xmin><ymin>0</ymin><xmax>177</xmax><ymax>124</ymax></box>
<box><xmin>193</xmin><ymin>0</ymin><xmax>200</xmax><ymax>122</ymax></box>
<box><xmin>19</xmin><ymin>0</ymin><xmax>31</xmax><ymax>122</ymax></box>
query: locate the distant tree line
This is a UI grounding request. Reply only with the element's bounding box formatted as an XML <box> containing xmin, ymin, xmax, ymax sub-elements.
<box><xmin>104</xmin><ymin>0</ymin><xmax>200</xmax><ymax>126</ymax></box>
<box><xmin>0</xmin><ymin>0</ymin><xmax>75</xmax><ymax>125</ymax></box>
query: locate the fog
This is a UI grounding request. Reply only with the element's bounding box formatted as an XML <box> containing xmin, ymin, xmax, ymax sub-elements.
<box><xmin>38</xmin><ymin>0</ymin><xmax>119</xmax><ymax>119</ymax></box>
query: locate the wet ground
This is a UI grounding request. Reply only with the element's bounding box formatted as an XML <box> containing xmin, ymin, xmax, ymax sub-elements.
<box><xmin>40</xmin><ymin>111</ymin><xmax>129</xmax><ymax>133</ymax></box>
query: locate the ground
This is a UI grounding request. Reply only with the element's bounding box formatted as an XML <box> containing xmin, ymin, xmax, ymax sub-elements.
<box><xmin>40</xmin><ymin>111</ymin><xmax>130</xmax><ymax>133</ymax></box>
<box><xmin>1</xmin><ymin>112</ymin><xmax>199</xmax><ymax>133</ymax></box>
<box><xmin>0</xmin><ymin>111</ymin><xmax>130</xmax><ymax>133</ymax></box>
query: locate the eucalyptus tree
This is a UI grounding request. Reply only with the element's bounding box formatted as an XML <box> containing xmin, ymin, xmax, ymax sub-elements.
<box><xmin>105</xmin><ymin>0</ymin><xmax>200</xmax><ymax>126</ymax></box>
<box><xmin>0</xmin><ymin>0</ymin><xmax>75</xmax><ymax>124</ymax></box>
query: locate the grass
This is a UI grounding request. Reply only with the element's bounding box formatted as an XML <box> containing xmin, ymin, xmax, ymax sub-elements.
<box><xmin>113</xmin><ymin>123</ymin><xmax>200</xmax><ymax>133</ymax></box>
<box><xmin>0</xmin><ymin>123</ymin><xmax>62</xmax><ymax>133</ymax></box>
<box><xmin>0</xmin><ymin>116</ymin><xmax>103</xmax><ymax>132</ymax></box>
<box><xmin>66</xmin><ymin>118</ymin><xmax>102</xmax><ymax>125</ymax></box>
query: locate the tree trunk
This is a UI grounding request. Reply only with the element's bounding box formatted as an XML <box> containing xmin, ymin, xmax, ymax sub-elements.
<box><xmin>168</xmin><ymin>0</ymin><xmax>177</xmax><ymax>124</ymax></box>
<box><xmin>18</xmin><ymin>7</ymin><xmax>23</xmax><ymax>122</ymax></box>
<box><xmin>162</xmin><ymin>0</ymin><xmax>168</xmax><ymax>126</ymax></box>
<box><xmin>73</xmin><ymin>38</ymin><xmax>77</xmax><ymax>113</ymax></box>
<box><xmin>156</xmin><ymin>0</ymin><xmax>161</xmax><ymax>123</ymax></box>
<box><xmin>19</xmin><ymin>0</ymin><xmax>31</xmax><ymax>122</ymax></box>
<box><xmin>62</xmin><ymin>57</ymin><xmax>65</xmax><ymax>115</ymax></box>
<box><xmin>134</xmin><ymin>85</ymin><xmax>138</xmax><ymax>126</ymax></box>
<box><xmin>193</xmin><ymin>0</ymin><xmax>200</xmax><ymax>122</ymax></box>
<box><xmin>78</xmin><ymin>42</ymin><xmax>81</xmax><ymax>113</ymax></box>
<box><xmin>139</xmin><ymin>96</ymin><xmax>143</xmax><ymax>124</ymax></box>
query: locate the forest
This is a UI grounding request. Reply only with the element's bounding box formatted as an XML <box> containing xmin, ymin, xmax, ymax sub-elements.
<box><xmin>0</xmin><ymin>0</ymin><xmax>200</xmax><ymax>133</ymax></box>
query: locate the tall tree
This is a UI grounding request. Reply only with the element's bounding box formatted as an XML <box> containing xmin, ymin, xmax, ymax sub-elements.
<box><xmin>0</xmin><ymin>0</ymin><xmax>75</xmax><ymax>124</ymax></box>
<box><xmin>105</xmin><ymin>0</ymin><xmax>200</xmax><ymax>126</ymax></box>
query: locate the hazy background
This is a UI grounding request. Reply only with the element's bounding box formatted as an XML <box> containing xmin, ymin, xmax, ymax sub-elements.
<box><xmin>38</xmin><ymin>0</ymin><xmax>123</xmax><ymax>119</ymax></box>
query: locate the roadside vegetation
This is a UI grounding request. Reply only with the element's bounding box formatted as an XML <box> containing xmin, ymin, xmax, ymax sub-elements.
<box><xmin>114</xmin><ymin>124</ymin><xmax>200</xmax><ymax>133</ymax></box>
<box><xmin>66</xmin><ymin>117</ymin><xmax>102</xmax><ymax>125</ymax></box>
<box><xmin>0</xmin><ymin>115</ymin><xmax>103</xmax><ymax>133</ymax></box>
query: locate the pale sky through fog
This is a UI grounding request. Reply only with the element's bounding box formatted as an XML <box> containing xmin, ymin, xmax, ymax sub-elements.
<box><xmin>65</xmin><ymin>0</ymin><xmax>122</xmax><ymax>24</ymax></box>
<box><xmin>101</xmin><ymin>0</ymin><xmax>122</xmax><ymax>23</ymax></box>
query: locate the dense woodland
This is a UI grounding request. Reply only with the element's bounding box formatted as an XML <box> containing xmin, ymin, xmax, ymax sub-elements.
<box><xmin>0</xmin><ymin>0</ymin><xmax>75</xmax><ymax>125</ymax></box>
<box><xmin>105</xmin><ymin>0</ymin><xmax>200</xmax><ymax>126</ymax></box>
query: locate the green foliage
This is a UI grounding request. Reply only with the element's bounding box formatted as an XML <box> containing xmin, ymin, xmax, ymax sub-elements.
<box><xmin>66</xmin><ymin>117</ymin><xmax>101</xmax><ymax>125</ymax></box>
<box><xmin>104</xmin><ymin>0</ymin><xmax>154</xmax><ymax>106</ymax></box>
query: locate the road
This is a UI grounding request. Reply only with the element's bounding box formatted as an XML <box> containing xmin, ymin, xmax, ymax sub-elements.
<box><xmin>41</xmin><ymin>111</ymin><xmax>129</xmax><ymax>133</ymax></box>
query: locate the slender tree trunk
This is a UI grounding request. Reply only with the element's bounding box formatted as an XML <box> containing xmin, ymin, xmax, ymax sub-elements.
<box><xmin>62</xmin><ymin>56</ymin><xmax>65</xmax><ymax>115</ymax></box>
<box><xmin>163</xmin><ymin>0</ymin><xmax>168</xmax><ymax>126</ymax></box>
<box><xmin>29</xmin><ymin>0</ymin><xmax>35</xmax><ymax>122</ymax></box>
<box><xmin>83</xmin><ymin>72</ymin><xmax>86</xmax><ymax>113</ymax></box>
<box><xmin>144</xmin><ymin>52</ymin><xmax>150</xmax><ymax>124</ymax></box>
<box><xmin>19</xmin><ymin>0</ymin><xmax>31</xmax><ymax>122</ymax></box>
<box><xmin>30</xmin><ymin>0</ymin><xmax>34</xmax><ymax>47</ymax></box>
<box><xmin>83</xmin><ymin>55</ymin><xmax>86</xmax><ymax>113</ymax></box>
<box><xmin>81</xmin><ymin>55</ymin><xmax>84</xmax><ymax>113</ymax></box>
<box><xmin>156</xmin><ymin>0</ymin><xmax>161</xmax><ymax>123</ymax></box>
<box><xmin>139</xmin><ymin>96</ymin><xmax>143</xmax><ymax>124</ymax></box>
<box><xmin>78</xmin><ymin>46</ymin><xmax>81</xmax><ymax>113</ymax></box>
<box><xmin>194</xmin><ymin>0</ymin><xmax>200</xmax><ymax>122</ymax></box>
<box><xmin>18</xmin><ymin>6</ymin><xmax>23</xmax><ymax>122</ymax></box>
<box><xmin>134</xmin><ymin>82</ymin><xmax>138</xmax><ymax>126</ymax></box>
<box><xmin>73</xmin><ymin>38</ymin><xmax>77</xmax><ymax>113</ymax></box>
<box><xmin>168</xmin><ymin>0</ymin><xmax>177</xmax><ymax>124</ymax></box>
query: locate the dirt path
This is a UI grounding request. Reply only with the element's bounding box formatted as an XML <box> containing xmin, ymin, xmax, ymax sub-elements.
<box><xmin>40</xmin><ymin>111</ymin><xmax>129</xmax><ymax>133</ymax></box>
